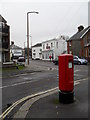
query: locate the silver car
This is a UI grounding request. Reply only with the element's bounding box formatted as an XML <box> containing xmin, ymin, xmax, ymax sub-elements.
<box><xmin>74</xmin><ymin>56</ymin><xmax>88</xmax><ymax>65</ymax></box>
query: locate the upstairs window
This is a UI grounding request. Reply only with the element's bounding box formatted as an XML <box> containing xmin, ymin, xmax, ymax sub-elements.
<box><xmin>56</xmin><ymin>42</ymin><xmax>58</xmax><ymax>48</ymax></box>
<box><xmin>40</xmin><ymin>49</ymin><xmax>42</xmax><ymax>52</ymax></box>
<box><xmin>69</xmin><ymin>41</ymin><xmax>72</xmax><ymax>46</ymax></box>
<box><xmin>51</xmin><ymin>43</ymin><xmax>53</xmax><ymax>48</ymax></box>
<box><xmin>43</xmin><ymin>44</ymin><xmax>45</xmax><ymax>49</ymax></box>
<box><xmin>89</xmin><ymin>48</ymin><xmax>90</xmax><ymax>57</ymax></box>
<box><xmin>88</xmin><ymin>36</ymin><xmax>90</xmax><ymax>43</ymax></box>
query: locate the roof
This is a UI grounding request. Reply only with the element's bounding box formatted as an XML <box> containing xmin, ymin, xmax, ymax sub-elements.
<box><xmin>42</xmin><ymin>36</ymin><xmax>68</xmax><ymax>43</ymax></box>
<box><xmin>10</xmin><ymin>44</ymin><xmax>23</xmax><ymax>50</ymax></box>
<box><xmin>32</xmin><ymin>43</ymin><xmax>42</xmax><ymax>48</ymax></box>
<box><xmin>0</xmin><ymin>15</ymin><xmax>7</xmax><ymax>23</ymax></box>
<box><xmin>68</xmin><ymin>26</ymin><xmax>90</xmax><ymax>41</ymax></box>
<box><xmin>42</xmin><ymin>38</ymin><xmax>57</xmax><ymax>43</ymax></box>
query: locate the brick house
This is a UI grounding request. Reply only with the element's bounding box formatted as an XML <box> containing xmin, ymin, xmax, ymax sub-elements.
<box><xmin>67</xmin><ymin>25</ymin><xmax>90</xmax><ymax>61</ymax></box>
<box><xmin>0</xmin><ymin>15</ymin><xmax>10</xmax><ymax>62</ymax></box>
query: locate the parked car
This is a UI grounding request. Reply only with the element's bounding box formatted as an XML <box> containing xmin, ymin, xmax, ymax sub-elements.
<box><xmin>17</xmin><ymin>56</ymin><xmax>25</xmax><ymax>66</ymax></box>
<box><xmin>73</xmin><ymin>56</ymin><xmax>88</xmax><ymax>65</ymax></box>
<box><xmin>52</xmin><ymin>57</ymin><xmax>58</xmax><ymax>65</ymax></box>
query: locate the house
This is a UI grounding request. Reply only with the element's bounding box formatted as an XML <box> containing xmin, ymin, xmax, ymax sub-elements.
<box><xmin>67</xmin><ymin>25</ymin><xmax>90</xmax><ymax>61</ymax></box>
<box><xmin>0</xmin><ymin>15</ymin><xmax>10</xmax><ymax>62</ymax></box>
<box><xmin>10</xmin><ymin>41</ymin><xmax>23</xmax><ymax>60</ymax></box>
<box><xmin>84</xmin><ymin>42</ymin><xmax>90</xmax><ymax>61</ymax></box>
<box><xmin>32</xmin><ymin>43</ymin><xmax>42</xmax><ymax>60</ymax></box>
<box><xmin>42</xmin><ymin>35</ymin><xmax>68</xmax><ymax>60</ymax></box>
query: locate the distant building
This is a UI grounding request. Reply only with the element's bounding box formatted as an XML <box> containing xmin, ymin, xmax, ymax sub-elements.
<box><xmin>10</xmin><ymin>41</ymin><xmax>23</xmax><ymax>60</ymax></box>
<box><xmin>0</xmin><ymin>15</ymin><xmax>10</xmax><ymax>62</ymax></box>
<box><xmin>67</xmin><ymin>25</ymin><xmax>90</xmax><ymax>61</ymax></box>
<box><xmin>42</xmin><ymin>36</ymin><xmax>68</xmax><ymax>60</ymax></box>
<box><xmin>32</xmin><ymin>43</ymin><xmax>42</xmax><ymax>60</ymax></box>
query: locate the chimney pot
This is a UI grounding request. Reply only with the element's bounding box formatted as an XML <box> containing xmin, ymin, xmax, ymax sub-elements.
<box><xmin>78</xmin><ymin>25</ymin><xmax>84</xmax><ymax>32</ymax></box>
<box><xmin>11</xmin><ymin>41</ymin><xmax>14</xmax><ymax>45</ymax></box>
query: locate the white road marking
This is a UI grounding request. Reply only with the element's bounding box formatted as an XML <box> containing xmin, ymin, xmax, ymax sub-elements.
<box><xmin>30</xmin><ymin>73</ymin><xmax>35</xmax><ymax>75</ymax></box>
<box><xmin>20</xmin><ymin>73</ymin><xmax>28</xmax><ymax>76</ymax></box>
<box><xmin>13</xmin><ymin>75</ymin><xmax>19</xmax><ymax>77</ymax></box>
<box><xmin>74</xmin><ymin>70</ymin><xmax>80</xmax><ymax>72</ymax></box>
<box><xmin>1</xmin><ymin>76</ymin><xmax>88</xmax><ymax>89</ymax></box>
<box><xmin>74</xmin><ymin>81</ymin><xmax>80</xmax><ymax>85</ymax></box>
<box><xmin>23</xmin><ymin>77</ymin><xmax>31</xmax><ymax>80</ymax></box>
<box><xmin>2</xmin><ymin>73</ymin><xmax>33</xmax><ymax>78</ymax></box>
<box><xmin>0</xmin><ymin>79</ymin><xmax>38</xmax><ymax>89</ymax></box>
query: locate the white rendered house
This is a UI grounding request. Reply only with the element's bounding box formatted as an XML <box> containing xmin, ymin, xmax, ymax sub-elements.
<box><xmin>10</xmin><ymin>41</ymin><xmax>23</xmax><ymax>60</ymax></box>
<box><xmin>32</xmin><ymin>43</ymin><xmax>42</xmax><ymax>60</ymax></box>
<box><xmin>42</xmin><ymin>35</ymin><xmax>68</xmax><ymax>60</ymax></box>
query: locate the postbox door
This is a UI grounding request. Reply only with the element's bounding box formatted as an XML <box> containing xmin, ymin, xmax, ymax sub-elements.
<box><xmin>66</xmin><ymin>58</ymin><xmax>74</xmax><ymax>91</ymax></box>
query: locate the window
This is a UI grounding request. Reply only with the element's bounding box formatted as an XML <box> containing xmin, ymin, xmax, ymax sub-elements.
<box><xmin>88</xmin><ymin>36</ymin><xmax>90</xmax><ymax>43</ymax></box>
<box><xmin>2</xmin><ymin>38</ymin><xmax>5</xmax><ymax>43</ymax></box>
<box><xmin>46</xmin><ymin>44</ymin><xmax>48</xmax><ymax>49</ymax></box>
<box><xmin>42</xmin><ymin>54</ymin><xmax>44</xmax><ymax>59</ymax></box>
<box><xmin>51</xmin><ymin>43</ymin><xmax>53</xmax><ymax>48</ymax></box>
<box><xmin>0</xmin><ymin>38</ymin><xmax>1</xmax><ymax>44</ymax></box>
<box><xmin>69</xmin><ymin>51</ymin><xmax>72</xmax><ymax>54</ymax></box>
<box><xmin>33</xmin><ymin>53</ymin><xmax>36</xmax><ymax>55</ymax></box>
<box><xmin>56</xmin><ymin>42</ymin><xmax>58</xmax><ymax>48</ymax></box>
<box><xmin>33</xmin><ymin>50</ymin><xmax>35</xmax><ymax>52</ymax></box>
<box><xmin>69</xmin><ymin>41</ymin><xmax>72</xmax><ymax>46</ymax></box>
<box><xmin>43</xmin><ymin>44</ymin><xmax>45</xmax><ymax>49</ymax></box>
<box><xmin>40</xmin><ymin>49</ymin><xmax>42</xmax><ymax>52</ymax></box>
<box><xmin>46</xmin><ymin>54</ymin><xmax>47</xmax><ymax>59</ymax></box>
<box><xmin>74</xmin><ymin>56</ymin><xmax>78</xmax><ymax>59</ymax></box>
<box><xmin>89</xmin><ymin>48</ymin><xmax>90</xmax><ymax>57</ymax></box>
<box><xmin>14</xmin><ymin>52</ymin><xmax>21</xmax><ymax>54</ymax></box>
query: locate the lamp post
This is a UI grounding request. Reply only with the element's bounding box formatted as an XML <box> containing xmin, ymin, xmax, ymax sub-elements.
<box><xmin>30</xmin><ymin>35</ymin><xmax>32</xmax><ymax>59</ymax></box>
<box><xmin>27</xmin><ymin>11</ymin><xmax>39</xmax><ymax>65</ymax></box>
<box><xmin>24</xmin><ymin>42</ymin><xmax>26</xmax><ymax>60</ymax></box>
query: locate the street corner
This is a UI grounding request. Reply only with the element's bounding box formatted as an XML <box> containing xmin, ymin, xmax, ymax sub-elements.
<box><xmin>26</xmin><ymin>80</ymin><xmax>88</xmax><ymax>118</ymax></box>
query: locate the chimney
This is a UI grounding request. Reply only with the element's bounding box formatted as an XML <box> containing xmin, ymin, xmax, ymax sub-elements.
<box><xmin>11</xmin><ymin>41</ymin><xmax>14</xmax><ymax>45</ymax></box>
<box><xmin>78</xmin><ymin>25</ymin><xmax>84</xmax><ymax>32</ymax></box>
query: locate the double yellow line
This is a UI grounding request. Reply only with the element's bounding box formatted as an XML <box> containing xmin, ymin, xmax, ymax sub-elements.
<box><xmin>0</xmin><ymin>77</ymin><xmax>88</xmax><ymax>119</ymax></box>
<box><xmin>0</xmin><ymin>87</ymin><xmax>58</xmax><ymax>119</ymax></box>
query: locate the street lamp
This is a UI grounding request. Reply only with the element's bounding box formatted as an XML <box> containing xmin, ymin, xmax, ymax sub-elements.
<box><xmin>30</xmin><ymin>35</ymin><xmax>32</xmax><ymax>59</ymax></box>
<box><xmin>27</xmin><ymin>11</ymin><xmax>39</xmax><ymax>65</ymax></box>
<box><xmin>24</xmin><ymin>42</ymin><xmax>26</xmax><ymax>60</ymax></box>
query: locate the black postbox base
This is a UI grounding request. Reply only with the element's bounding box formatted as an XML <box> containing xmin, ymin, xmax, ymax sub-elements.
<box><xmin>59</xmin><ymin>91</ymin><xmax>74</xmax><ymax>104</ymax></box>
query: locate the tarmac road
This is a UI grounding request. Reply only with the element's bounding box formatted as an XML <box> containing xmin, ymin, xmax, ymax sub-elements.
<box><xmin>1</xmin><ymin>60</ymin><xmax>88</xmax><ymax>118</ymax></box>
<box><xmin>2</xmin><ymin>60</ymin><xmax>58</xmax><ymax>112</ymax></box>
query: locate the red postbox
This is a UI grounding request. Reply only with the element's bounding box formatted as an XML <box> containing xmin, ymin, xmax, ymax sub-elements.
<box><xmin>58</xmin><ymin>54</ymin><xmax>74</xmax><ymax>103</ymax></box>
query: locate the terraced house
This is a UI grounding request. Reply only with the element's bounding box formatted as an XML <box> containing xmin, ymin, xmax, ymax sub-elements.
<box><xmin>67</xmin><ymin>25</ymin><xmax>90</xmax><ymax>61</ymax></box>
<box><xmin>0</xmin><ymin>15</ymin><xmax>10</xmax><ymax>63</ymax></box>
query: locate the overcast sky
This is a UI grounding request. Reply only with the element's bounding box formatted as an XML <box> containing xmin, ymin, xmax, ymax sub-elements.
<box><xmin>0</xmin><ymin>0</ymin><xmax>89</xmax><ymax>48</ymax></box>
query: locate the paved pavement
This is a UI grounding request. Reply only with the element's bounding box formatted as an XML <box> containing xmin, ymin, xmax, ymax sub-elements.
<box><xmin>12</xmin><ymin>78</ymin><xmax>88</xmax><ymax>119</ymax></box>
<box><xmin>27</xmin><ymin>80</ymin><xmax>88</xmax><ymax>118</ymax></box>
